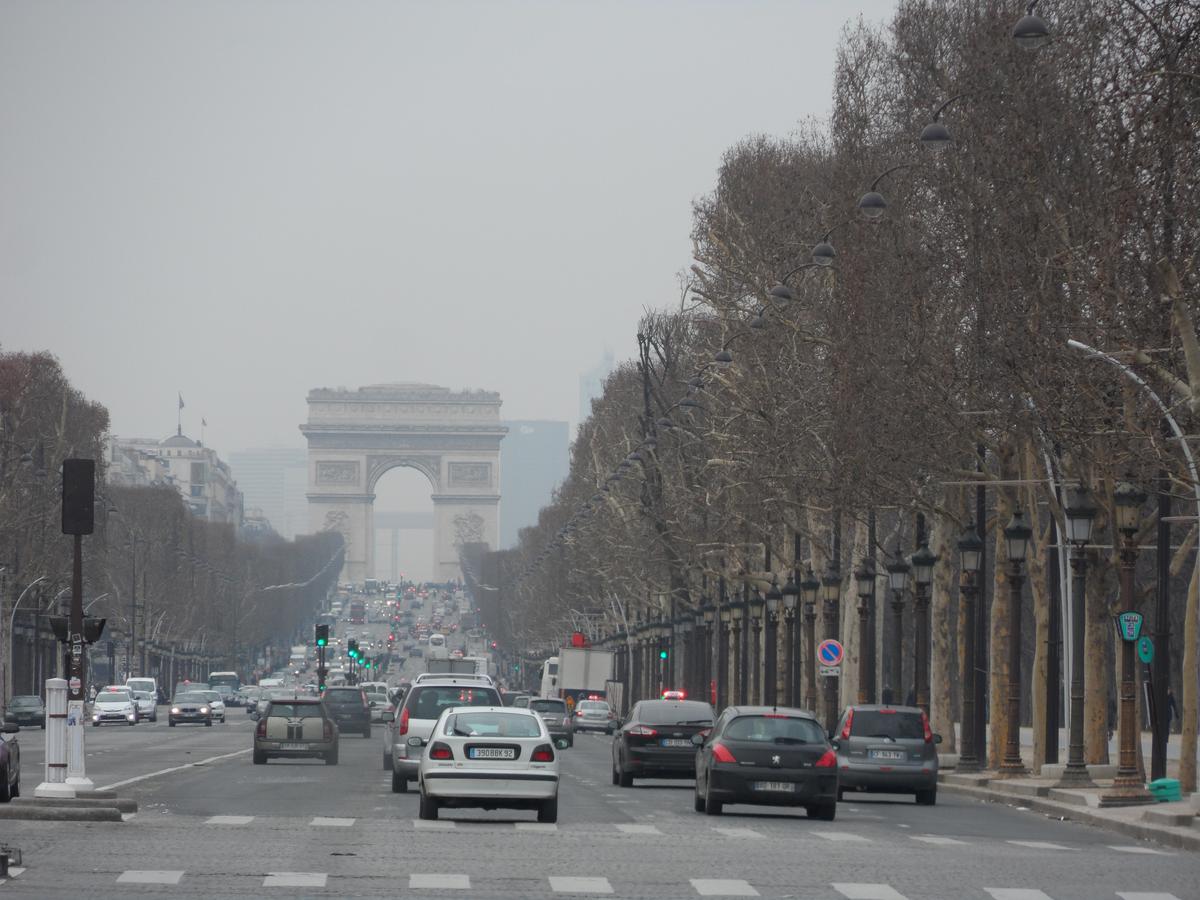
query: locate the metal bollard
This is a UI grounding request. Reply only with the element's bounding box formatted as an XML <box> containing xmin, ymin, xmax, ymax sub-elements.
<box><xmin>35</xmin><ymin>678</ymin><xmax>75</xmax><ymax>798</ymax></box>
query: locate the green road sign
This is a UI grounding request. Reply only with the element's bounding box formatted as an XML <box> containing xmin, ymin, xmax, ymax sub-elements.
<box><xmin>1137</xmin><ymin>635</ymin><xmax>1155</xmax><ymax>664</ymax></box>
<box><xmin>1115</xmin><ymin>610</ymin><xmax>1143</xmax><ymax>642</ymax></box>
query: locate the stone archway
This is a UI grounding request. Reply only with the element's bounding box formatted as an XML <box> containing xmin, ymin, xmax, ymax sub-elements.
<box><xmin>301</xmin><ymin>384</ymin><xmax>507</xmax><ymax>583</ymax></box>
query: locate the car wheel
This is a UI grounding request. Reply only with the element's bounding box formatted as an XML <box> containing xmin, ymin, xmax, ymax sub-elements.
<box><xmin>916</xmin><ymin>788</ymin><xmax>937</xmax><ymax>806</ymax></box>
<box><xmin>837</xmin><ymin>787</ymin><xmax>845</xmax><ymax>802</ymax></box>
<box><xmin>704</xmin><ymin>781</ymin><xmax>722</xmax><ymax>816</ymax></box>
<box><xmin>205</xmin><ymin>720</ymin><xmax>212</xmax><ymax>727</ymax></box>
<box><xmin>418</xmin><ymin>791</ymin><xmax>439</xmax><ymax>820</ymax></box>
<box><xmin>92</xmin><ymin>721</ymin><xmax>98</xmax><ymax>727</ymax></box>
<box><xmin>693</xmin><ymin>782</ymin><xmax>706</xmax><ymax>813</ymax></box>
<box><xmin>169</xmin><ymin>720</ymin><xmax>176</xmax><ymax>727</ymax></box>
<box><xmin>325</xmin><ymin>748</ymin><xmax>339</xmax><ymax>765</ymax></box>
<box><xmin>391</xmin><ymin>770</ymin><xmax>408</xmax><ymax>793</ymax></box>
<box><xmin>129</xmin><ymin>718</ymin><xmax>136</xmax><ymax>726</ymax></box>
<box><xmin>253</xmin><ymin>750</ymin><xmax>267</xmax><ymax>765</ymax></box>
<box><xmin>808</xmin><ymin>802</ymin><xmax>836</xmax><ymax>821</ymax></box>
<box><xmin>618</xmin><ymin>763</ymin><xmax>633</xmax><ymax>787</ymax></box>
<box><xmin>0</xmin><ymin>768</ymin><xmax>10</xmax><ymax>803</ymax></box>
<box><xmin>566</xmin><ymin>736</ymin><xmax>574</xmax><ymax>748</ymax></box>
<box><xmin>605</xmin><ymin>727</ymin><xmax>614</xmax><ymax>735</ymax></box>
<box><xmin>362</xmin><ymin>725</ymin><xmax>371</xmax><ymax>738</ymax></box>
<box><xmin>383</xmin><ymin>751</ymin><xmax>393</xmax><ymax>771</ymax></box>
<box><xmin>537</xmin><ymin>795</ymin><xmax>558</xmax><ymax>824</ymax></box>
<box><xmin>611</xmin><ymin>764</ymin><xmax>619</xmax><ymax>785</ymax></box>
<box><xmin>11</xmin><ymin>773</ymin><xmax>18</xmax><ymax>799</ymax></box>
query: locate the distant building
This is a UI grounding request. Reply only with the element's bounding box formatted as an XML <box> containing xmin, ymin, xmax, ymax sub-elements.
<box><xmin>578</xmin><ymin>349</ymin><xmax>615</xmax><ymax>423</ymax></box>
<box><xmin>500</xmin><ymin>420</ymin><xmax>569</xmax><ymax>549</ymax></box>
<box><xmin>106</xmin><ymin>430</ymin><xmax>243</xmax><ymax>527</ymax></box>
<box><xmin>228</xmin><ymin>447</ymin><xmax>309</xmax><ymax>540</ymax></box>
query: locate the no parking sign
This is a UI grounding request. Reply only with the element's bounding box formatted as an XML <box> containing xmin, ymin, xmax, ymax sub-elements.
<box><xmin>817</xmin><ymin>639</ymin><xmax>844</xmax><ymax>676</ymax></box>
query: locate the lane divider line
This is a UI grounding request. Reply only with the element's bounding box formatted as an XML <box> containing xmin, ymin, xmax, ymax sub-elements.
<box><xmin>100</xmin><ymin>748</ymin><xmax>251</xmax><ymax>790</ymax></box>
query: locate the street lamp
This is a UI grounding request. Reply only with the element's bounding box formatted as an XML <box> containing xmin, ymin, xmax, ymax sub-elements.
<box><xmin>1058</xmin><ymin>482</ymin><xmax>1096</xmax><ymax>787</ymax></box>
<box><xmin>748</xmin><ymin>587</ymin><xmax>765</xmax><ymax>704</ymax></box>
<box><xmin>999</xmin><ymin>509</ymin><xmax>1032</xmax><ymax>776</ymax></box>
<box><xmin>781</xmin><ymin>572</ymin><xmax>799</xmax><ymax>707</ymax></box>
<box><xmin>764</xmin><ymin>578</ymin><xmax>782</xmax><ymax>706</ymax></box>
<box><xmin>801</xmin><ymin>566</ymin><xmax>820</xmax><ymax>711</ymax></box>
<box><xmin>820</xmin><ymin>560</ymin><xmax>841</xmax><ymax>730</ymax></box>
<box><xmin>956</xmin><ymin>525</ymin><xmax>984</xmax><ymax>772</ymax></box>
<box><xmin>854</xmin><ymin>559</ymin><xmax>876</xmax><ymax>704</ymax></box>
<box><xmin>730</xmin><ymin>594</ymin><xmax>747</xmax><ymax>705</ymax></box>
<box><xmin>1012</xmin><ymin>0</ymin><xmax>1051</xmax><ymax>50</ymax></box>
<box><xmin>909</xmin><ymin>539</ymin><xmax>937</xmax><ymax>714</ymax></box>
<box><xmin>1100</xmin><ymin>479</ymin><xmax>1154</xmax><ymax>806</ymax></box>
<box><xmin>857</xmin><ymin>164</ymin><xmax>918</xmax><ymax>219</ymax></box>
<box><xmin>885</xmin><ymin>548</ymin><xmax>911</xmax><ymax>705</ymax></box>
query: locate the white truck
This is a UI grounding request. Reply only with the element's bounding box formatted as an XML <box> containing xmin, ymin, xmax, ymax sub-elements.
<box><xmin>554</xmin><ymin>647</ymin><xmax>614</xmax><ymax>707</ymax></box>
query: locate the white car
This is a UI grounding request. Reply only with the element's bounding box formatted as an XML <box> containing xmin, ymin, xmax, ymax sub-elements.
<box><xmin>416</xmin><ymin>706</ymin><xmax>561</xmax><ymax>823</ymax></box>
<box><xmin>196</xmin><ymin>690</ymin><xmax>226</xmax><ymax>722</ymax></box>
<box><xmin>92</xmin><ymin>687</ymin><xmax>138</xmax><ymax>726</ymax></box>
<box><xmin>131</xmin><ymin>691</ymin><xmax>158</xmax><ymax>722</ymax></box>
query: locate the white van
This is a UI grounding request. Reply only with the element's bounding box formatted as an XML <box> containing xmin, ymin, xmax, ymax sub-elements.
<box><xmin>126</xmin><ymin>677</ymin><xmax>158</xmax><ymax>701</ymax></box>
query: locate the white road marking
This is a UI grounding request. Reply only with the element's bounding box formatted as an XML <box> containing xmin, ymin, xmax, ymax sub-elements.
<box><xmin>1005</xmin><ymin>840</ymin><xmax>1072</xmax><ymax>851</ymax></box>
<box><xmin>910</xmin><ymin>835</ymin><xmax>967</xmax><ymax>846</ymax></box>
<box><xmin>414</xmin><ymin>819</ymin><xmax>456</xmax><ymax>830</ymax></box>
<box><xmin>549</xmin><ymin>876</ymin><xmax>614</xmax><ymax>894</ymax></box>
<box><xmin>691</xmin><ymin>878</ymin><xmax>759</xmax><ymax>896</ymax></box>
<box><xmin>815</xmin><ymin>831</ymin><xmax>871</xmax><ymax>843</ymax></box>
<box><xmin>616</xmin><ymin>823</ymin><xmax>662</xmax><ymax>835</ymax></box>
<box><xmin>410</xmin><ymin>874</ymin><xmax>470</xmax><ymax>889</ymax></box>
<box><xmin>101</xmin><ymin>748</ymin><xmax>251</xmax><ymax>790</ymax></box>
<box><xmin>206</xmin><ymin>815</ymin><xmax>254</xmax><ymax>825</ymax></box>
<box><xmin>516</xmin><ymin>822</ymin><xmax>558</xmax><ymax>831</ymax></box>
<box><xmin>984</xmin><ymin>891</ymin><xmax>1055</xmax><ymax>900</ymax></box>
<box><xmin>6</xmin><ymin>869</ymin><xmax>24</xmax><ymax>878</ymax></box>
<box><xmin>711</xmin><ymin>827</ymin><xmax>763</xmax><ymax>839</ymax></box>
<box><xmin>117</xmin><ymin>871</ymin><xmax>185</xmax><ymax>885</ymax></box>
<box><xmin>263</xmin><ymin>872</ymin><xmax>327</xmax><ymax>887</ymax></box>
<box><xmin>310</xmin><ymin>816</ymin><xmax>355</xmax><ymax>827</ymax></box>
<box><xmin>1116</xmin><ymin>894</ymin><xmax>1186</xmax><ymax>900</ymax></box>
<box><xmin>833</xmin><ymin>884</ymin><xmax>908</xmax><ymax>899</ymax></box>
<box><xmin>1108</xmin><ymin>845</ymin><xmax>1170</xmax><ymax>855</ymax></box>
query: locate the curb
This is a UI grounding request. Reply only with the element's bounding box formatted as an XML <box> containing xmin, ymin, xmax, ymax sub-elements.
<box><xmin>12</xmin><ymin>796</ymin><xmax>137</xmax><ymax>813</ymax></box>
<box><xmin>938</xmin><ymin>778</ymin><xmax>1200</xmax><ymax>852</ymax></box>
<box><xmin>0</xmin><ymin>805</ymin><xmax>122</xmax><ymax>822</ymax></box>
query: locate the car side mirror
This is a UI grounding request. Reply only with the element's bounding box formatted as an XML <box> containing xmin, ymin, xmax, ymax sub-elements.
<box><xmin>407</xmin><ymin>736</ymin><xmax>425</xmax><ymax>748</ymax></box>
<box><xmin>690</xmin><ymin>732</ymin><xmax>705</xmax><ymax>747</ymax></box>
<box><xmin>934</xmin><ymin>733</ymin><xmax>943</xmax><ymax>744</ymax></box>
<box><xmin>382</xmin><ymin>711</ymin><xmax>395</xmax><ymax>722</ymax></box>
<box><xmin>830</xmin><ymin>738</ymin><xmax>840</xmax><ymax>751</ymax></box>
<box><xmin>2</xmin><ymin>723</ymin><xmax>19</xmax><ymax>734</ymax></box>
<box><xmin>554</xmin><ymin>738</ymin><xmax>569</xmax><ymax>750</ymax></box>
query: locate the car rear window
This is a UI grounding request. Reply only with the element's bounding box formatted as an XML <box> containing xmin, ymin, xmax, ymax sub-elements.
<box><xmin>408</xmin><ymin>686</ymin><xmax>500</xmax><ymax>720</ymax></box>
<box><xmin>578</xmin><ymin>701</ymin><xmax>609</xmax><ymax>711</ymax></box>
<box><xmin>725</xmin><ymin>715</ymin><xmax>825</xmax><ymax>743</ymax></box>
<box><xmin>636</xmin><ymin>701</ymin><xmax>714</xmax><ymax>726</ymax></box>
<box><xmin>528</xmin><ymin>699</ymin><xmax>566</xmax><ymax>713</ymax></box>
<box><xmin>445</xmin><ymin>711</ymin><xmax>541</xmax><ymax>738</ymax></box>
<box><xmin>268</xmin><ymin>703</ymin><xmax>325</xmax><ymax>718</ymax></box>
<box><xmin>10</xmin><ymin>697</ymin><xmax>41</xmax><ymax>708</ymax></box>
<box><xmin>850</xmin><ymin>710</ymin><xmax>924</xmax><ymax>740</ymax></box>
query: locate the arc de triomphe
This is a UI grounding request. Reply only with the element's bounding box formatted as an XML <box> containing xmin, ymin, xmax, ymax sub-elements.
<box><xmin>301</xmin><ymin>383</ymin><xmax>507</xmax><ymax>583</ymax></box>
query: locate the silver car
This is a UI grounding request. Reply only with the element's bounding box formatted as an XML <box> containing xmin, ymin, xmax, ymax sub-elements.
<box><xmin>131</xmin><ymin>691</ymin><xmax>158</xmax><ymax>723</ymax></box>
<box><xmin>833</xmin><ymin>704</ymin><xmax>941</xmax><ymax>805</ymax></box>
<box><xmin>573</xmin><ymin>699</ymin><xmax>617</xmax><ymax>734</ymax></box>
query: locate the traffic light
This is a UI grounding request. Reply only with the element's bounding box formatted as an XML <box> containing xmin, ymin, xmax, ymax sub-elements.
<box><xmin>363</xmin><ymin>658</ymin><xmax>372</xmax><ymax>670</ymax></box>
<box><xmin>659</xmin><ymin>648</ymin><xmax>669</xmax><ymax>660</ymax></box>
<box><xmin>347</xmin><ymin>639</ymin><xmax>359</xmax><ymax>659</ymax></box>
<box><xmin>315</xmin><ymin>624</ymin><xmax>329</xmax><ymax>648</ymax></box>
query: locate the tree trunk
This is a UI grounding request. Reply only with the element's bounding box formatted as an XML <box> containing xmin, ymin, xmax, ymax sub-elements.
<box><xmin>1180</xmin><ymin>560</ymin><xmax>1198</xmax><ymax>792</ymax></box>
<box><xmin>841</xmin><ymin>519</ymin><xmax>868</xmax><ymax>711</ymax></box>
<box><xmin>989</xmin><ymin>443</ymin><xmax>1017</xmax><ymax>770</ymax></box>
<box><xmin>930</xmin><ymin>509</ymin><xmax>957</xmax><ymax>752</ymax></box>
<box><xmin>1084</xmin><ymin>549</ymin><xmax>1111</xmax><ymax>765</ymax></box>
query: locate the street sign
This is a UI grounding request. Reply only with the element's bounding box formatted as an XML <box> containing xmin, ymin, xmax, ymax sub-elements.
<box><xmin>69</xmin><ymin>676</ymin><xmax>81</xmax><ymax>693</ymax></box>
<box><xmin>817</xmin><ymin>639</ymin><xmax>844</xmax><ymax>667</ymax></box>
<box><xmin>819</xmin><ymin>665</ymin><xmax>841</xmax><ymax>677</ymax></box>
<box><xmin>1115</xmin><ymin>610</ymin><xmax>1143</xmax><ymax>642</ymax></box>
<box><xmin>1137</xmin><ymin>635</ymin><xmax>1155</xmax><ymax>664</ymax></box>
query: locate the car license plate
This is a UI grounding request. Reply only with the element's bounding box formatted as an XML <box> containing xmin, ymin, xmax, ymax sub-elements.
<box><xmin>469</xmin><ymin>747</ymin><xmax>515</xmax><ymax>760</ymax></box>
<box><xmin>281</xmin><ymin>742</ymin><xmax>309</xmax><ymax>751</ymax></box>
<box><xmin>869</xmin><ymin>749</ymin><xmax>906</xmax><ymax>760</ymax></box>
<box><xmin>660</xmin><ymin>739</ymin><xmax>691</xmax><ymax>748</ymax></box>
<box><xmin>753</xmin><ymin>781</ymin><xmax>795</xmax><ymax>792</ymax></box>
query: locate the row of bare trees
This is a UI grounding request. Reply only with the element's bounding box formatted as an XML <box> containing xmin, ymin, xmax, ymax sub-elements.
<box><xmin>1</xmin><ymin>349</ymin><xmax>342</xmax><ymax>694</ymax></box>
<box><xmin>494</xmin><ymin>0</ymin><xmax>1200</xmax><ymax>789</ymax></box>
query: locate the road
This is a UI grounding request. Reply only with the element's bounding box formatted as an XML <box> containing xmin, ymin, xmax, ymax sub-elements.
<box><xmin>1</xmin><ymin>711</ymin><xmax>1195</xmax><ymax>897</ymax></box>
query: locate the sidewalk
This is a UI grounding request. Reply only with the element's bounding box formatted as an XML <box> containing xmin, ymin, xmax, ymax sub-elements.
<box><xmin>937</xmin><ymin>728</ymin><xmax>1199</xmax><ymax>851</ymax></box>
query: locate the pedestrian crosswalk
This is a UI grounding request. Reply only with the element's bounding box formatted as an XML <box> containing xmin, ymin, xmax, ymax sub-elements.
<box><xmin>101</xmin><ymin>870</ymin><xmax>1190</xmax><ymax>897</ymax></box>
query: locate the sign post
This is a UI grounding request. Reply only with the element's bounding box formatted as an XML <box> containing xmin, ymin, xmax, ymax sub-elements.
<box><xmin>62</xmin><ymin>459</ymin><xmax>96</xmax><ymax>793</ymax></box>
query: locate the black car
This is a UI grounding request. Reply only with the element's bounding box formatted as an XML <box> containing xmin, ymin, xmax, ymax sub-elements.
<box><xmin>612</xmin><ymin>699</ymin><xmax>714</xmax><ymax>786</ymax></box>
<box><xmin>6</xmin><ymin>696</ymin><xmax>45</xmax><ymax>728</ymax></box>
<box><xmin>693</xmin><ymin>706</ymin><xmax>838</xmax><ymax>820</ymax></box>
<box><xmin>322</xmin><ymin>687</ymin><xmax>371</xmax><ymax>738</ymax></box>
<box><xmin>0</xmin><ymin>721</ymin><xmax>19</xmax><ymax>802</ymax></box>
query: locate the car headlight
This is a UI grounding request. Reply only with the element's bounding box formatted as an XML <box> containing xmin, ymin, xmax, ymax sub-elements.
<box><xmin>200</xmin><ymin>707</ymin><xmax>209</xmax><ymax>714</ymax></box>
<box><xmin>92</xmin><ymin>714</ymin><xmax>100</xmax><ymax>721</ymax></box>
<box><xmin>171</xmin><ymin>707</ymin><xmax>180</xmax><ymax>714</ymax></box>
<box><xmin>128</xmin><ymin>713</ymin><xmax>136</xmax><ymax>720</ymax></box>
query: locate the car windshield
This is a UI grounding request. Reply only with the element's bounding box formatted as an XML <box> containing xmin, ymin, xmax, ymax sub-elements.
<box><xmin>133</xmin><ymin>692</ymin><xmax>153</xmax><ymax>700</ymax></box>
<box><xmin>175</xmin><ymin>694</ymin><xmax>208</xmax><ymax>704</ymax></box>
<box><xmin>529</xmin><ymin>699</ymin><xmax>566</xmax><ymax>713</ymax></box>
<box><xmin>636</xmin><ymin>701</ymin><xmax>714</xmax><ymax>726</ymax></box>
<box><xmin>365</xmin><ymin>693</ymin><xmax>387</xmax><ymax>702</ymax></box>
<box><xmin>445</xmin><ymin>711</ymin><xmax>541</xmax><ymax>738</ymax></box>
<box><xmin>725</xmin><ymin>715</ymin><xmax>825</xmax><ymax>744</ymax></box>
<box><xmin>268</xmin><ymin>703</ymin><xmax>324</xmax><ymax>718</ymax></box>
<box><xmin>97</xmin><ymin>692</ymin><xmax>131</xmax><ymax>703</ymax></box>
<box><xmin>850</xmin><ymin>710</ymin><xmax>925</xmax><ymax>740</ymax></box>
<box><xmin>10</xmin><ymin>697</ymin><xmax>41</xmax><ymax>708</ymax></box>
<box><xmin>323</xmin><ymin>691</ymin><xmax>362</xmax><ymax>705</ymax></box>
<box><xmin>409</xmin><ymin>686</ymin><xmax>499</xmax><ymax>719</ymax></box>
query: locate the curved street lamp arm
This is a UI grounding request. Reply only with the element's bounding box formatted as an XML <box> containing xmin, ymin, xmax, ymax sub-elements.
<box><xmin>818</xmin><ymin>219</ymin><xmax>856</xmax><ymax>243</ymax></box>
<box><xmin>869</xmin><ymin>162</ymin><xmax>920</xmax><ymax>192</ymax></box>
<box><xmin>779</xmin><ymin>261</ymin><xmax>831</xmax><ymax>284</ymax></box>
<box><xmin>931</xmin><ymin>93</ymin><xmax>969</xmax><ymax>122</ymax></box>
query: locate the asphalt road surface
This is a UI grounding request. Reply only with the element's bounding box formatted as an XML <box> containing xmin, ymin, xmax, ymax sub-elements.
<box><xmin>1</xmin><ymin>705</ymin><xmax>1195</xmax><ymax>898</ymax></box>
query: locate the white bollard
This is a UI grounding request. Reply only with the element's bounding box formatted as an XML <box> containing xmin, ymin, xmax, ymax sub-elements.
<box><xmin>35</xmin><ymin>678</ymin><xmax>74</xmax><ymax>798</ymax></box>
<box><xmin>65</xmin><ymin>693</ymin><xmax>94</xmax><ymax>792</ymax></box>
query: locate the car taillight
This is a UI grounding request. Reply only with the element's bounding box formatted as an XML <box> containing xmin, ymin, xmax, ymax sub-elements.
<box><xmin>429</xmin><ymin>742</ymin><xmax>453</xmax><ymax>760</ymax></box>
<box><xmin>711</xmin><ymin>742</ymin><xmax>736</xmax><ymax>764</ymax></box>
<box><xmin>531</xmin><ymin>743</ymin><xmax>555</xmax><ymax>762</ymax></box>
<box><xmin>815</xmin><ymin>749</ymin><xmax>837</xmax><ymax>767</ymax></box>
<box><xmin>256</xmin><ymin>718</ymin><xmax>267</xmax><ymax>738</ymax></box>
<box><xmin>576</xmin><ymin>710</ymin><xmax>584</xmax><ymax>716</ymax></box>
<box><xmin>627</xmin><ymin>725</ymin><xmax>657</xmax><ymax>736</ymax></box>
<box><xmin>323</xmin><ymin>720</ymin><xmax>333</xmax><ymax>741</ymax></box>
<box><xmin>399</xmin><ymin>707</ymin><xmax>410</xmax><ymax>735</ymax></box>
<box><xmin>840</xmin><ymin>708</ymin><xmax>854</xmax><ymax>741</ymax></box>
<box><xmin>921</xmin><ymin>711</ymin><xmax>934</xmax><ymax>743</ymax></box>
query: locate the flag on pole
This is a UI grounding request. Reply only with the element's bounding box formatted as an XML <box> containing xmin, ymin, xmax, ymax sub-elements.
<box><xmin>178</xmin><ymin>392</ymin><xmax>185</xmax><ymax>410</ymax></box>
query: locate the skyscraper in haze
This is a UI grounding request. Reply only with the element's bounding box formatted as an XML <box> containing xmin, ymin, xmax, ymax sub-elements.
<box><xmin>500</xmin><ymin>420</ymin><xmax>569</xmax><ymax>549</ymax></box>
<box><xmin>578</xmin><ymin>349</ymin><xmax>615</xmax><ymax>423</ymax></box>
<box><xmin>227</xmin><ymin>447</ymin><xmax>309</xmax><ymax>539</ymax></box>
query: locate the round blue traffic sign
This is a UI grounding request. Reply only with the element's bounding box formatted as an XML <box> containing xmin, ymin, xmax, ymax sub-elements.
<box><xmin>817</xmin><ymin>639</ymin><xmax>844</xmax><ymax>667</ymax></box>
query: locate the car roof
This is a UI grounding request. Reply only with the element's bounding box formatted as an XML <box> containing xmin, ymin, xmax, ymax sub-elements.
<box><xmin>268</xmin><ymin>696</ymin><xmax>322</xmax><ymax>704</ymax></box>
<box><xmin>724</xmin><ymin>705</ymin><xmax>819</xmax><ymax>720</ymax></box>
<box><xmin>845</xmin><ymin>704</ymin><xmax>923</xmax><ymax>714</ymax></box>
<box><xmin>442</xmin><ymin>705</ymin><xmax>535</xmax><ymax>716</ymax></box>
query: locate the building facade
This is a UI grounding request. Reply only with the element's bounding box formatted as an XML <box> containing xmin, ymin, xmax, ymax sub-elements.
<box><xmin>106</xmin><ymin>431</ymin><xmax>244</xmax><ymax>527</ymax></box>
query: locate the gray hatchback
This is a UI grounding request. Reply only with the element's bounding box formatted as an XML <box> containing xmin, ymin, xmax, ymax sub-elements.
<box><xmin>833</xmin><ymin>705</ymin><xmax>941</xmax><ymax>805</ymax></box>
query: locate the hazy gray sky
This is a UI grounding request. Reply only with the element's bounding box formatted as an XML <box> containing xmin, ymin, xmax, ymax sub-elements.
<box><xmin>3</xmin><ymin>0</ymin><xmax>895</xmax><ymax>458</ymax></box>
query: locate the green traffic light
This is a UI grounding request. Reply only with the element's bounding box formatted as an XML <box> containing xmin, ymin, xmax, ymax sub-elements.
<box><xmin>659</xmin><ymin>650</ymin><xmax>668</xmax><ymax>660</ymax></box>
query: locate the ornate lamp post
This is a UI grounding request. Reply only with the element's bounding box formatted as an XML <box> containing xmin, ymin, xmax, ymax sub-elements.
<box><xmin>801</xmin><ymin>566</ymin><xmax>820</xmax><ymax>711</ymax></box>
<box><xmin>1058</xmin><ymin>483</ymin><xmax>1096</xmax><ymax>788</ymax></box>
<box><xmin>764</xmin><ymin>578</ymin><xmax>782</xmax><ymax>706</ymax></box>
<box><xmin>702</xmin><ymin>602</ymin><xmax>716</xmax><ymax>706</ymax></box>
<box><xmin>1100</xmin><ymin>480</ymin><xmax>1154</xmax><ymax>806</ymax></box>
<box><xmin>910</xmin><ymin>539</ymin><xmax>937</xmax><ymax>714</ymax></box>
<box><xmin>717</xmin><ymin>605</ymin><xmax>731</xmax><ymax>710</ymax></box>
<box><xmin>855</xmin><ymin>559</ymin><xmax>877</xmax><ymax>704</ymax></box>
<box><xmin>781</xmin><ymin>574</ymin><xmax>800</xmax><ymax>706</ymax></box>
<box><xmin>999</xmin><ymin>509</ymin><xmax>1032</xmax><ymax>776</ymax></box>
<box><xmin>730</xmin><ymin>595</ymin><xmax>747</xmax><ymax>705</ymax></box>
<box><xmin>885</xmin><ymin>547</ymin><xmax>911</xmax><ymax>705</ymax></box>
<box><xmin>956</xmin><ymin>526</ymin><xmax>984</xmax><ymax>772</ymax></box>
<box><xmin>748</xmin><ymin>589</ymin><xmax>765</xmax><ymax>704</ymax></box>
<box><xmin>820</xmin><ymin>561</ymin><xmax>841</xmax><ymax>731</ymax></box>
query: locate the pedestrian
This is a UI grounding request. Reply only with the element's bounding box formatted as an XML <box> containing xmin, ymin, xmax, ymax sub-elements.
<box><xmin>1167</xmin><ymin>687</ymin><xmax>1179</xmax><ymax>733</ymax></box>
<box><xmin>905</xmin><ymin>688</ymin><xmax>916</xmax><ymax>707</ymax></box>
<box><xmin>1106</xmin><ymin>693</ymin><xmax>1117</xmax><ymax>743</ymax></box>
<box><xmin>87</xmin><ymin>684</ymin><xmax>97</xmax><ymax>702</ymax></box>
